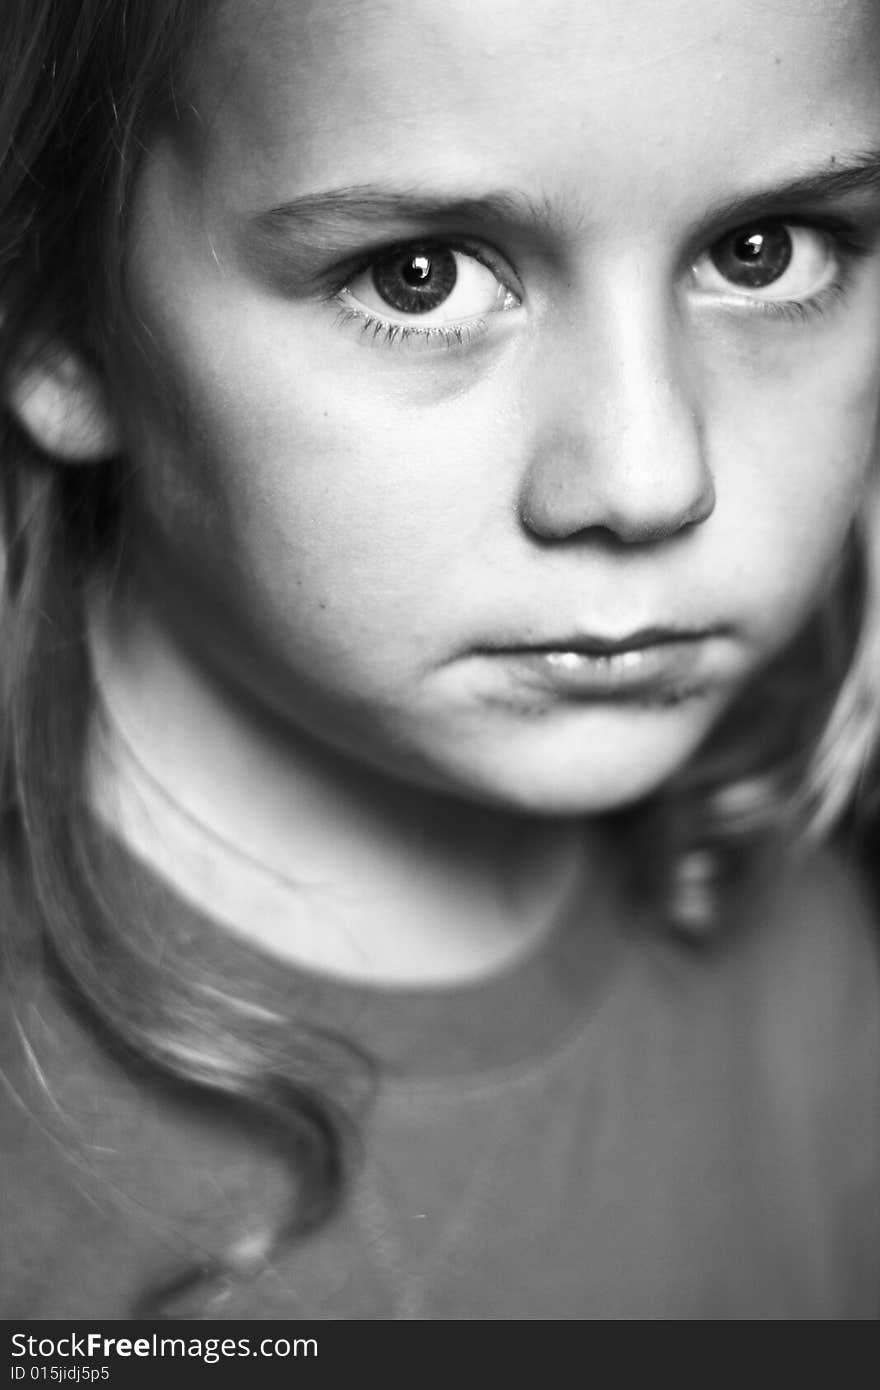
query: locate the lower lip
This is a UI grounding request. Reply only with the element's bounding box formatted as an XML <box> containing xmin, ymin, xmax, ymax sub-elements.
<box><xmin>489</xmin><ymin>640</ymin><xmax>711</xmax><ymax>701</ymax></box>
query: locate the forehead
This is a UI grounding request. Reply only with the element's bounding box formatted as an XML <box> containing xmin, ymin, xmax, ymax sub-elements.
<box><xmin>190</xmin><ymin>0</ymin><xmax>880</xmax><ymax>216</ymax></box>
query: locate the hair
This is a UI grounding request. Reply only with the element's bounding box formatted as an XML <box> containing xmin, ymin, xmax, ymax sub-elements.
<box><xmin>0</xmin><ymin>0</ymin><xmax>376</xmax><ymax>1318</ymax></box>
<box><xmin>1</xmin><ymin>0</ymin><xmax>879</xmax><ymax>1314</ymax></box>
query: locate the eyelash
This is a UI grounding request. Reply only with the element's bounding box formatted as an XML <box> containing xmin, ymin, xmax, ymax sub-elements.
<box><xmin>322</xmin><ymin>217</ymin><xmax>873</xmax><ymax>350</ymax></box>
<box><xmin>331</xmin><ymin>304</ymin><xmax>491</xmax><ymax>350</ymax></box>
<box><xmin>749</xmin><ymin>278</ymin><xmax>847</xmax><ymax>324</ymax></box>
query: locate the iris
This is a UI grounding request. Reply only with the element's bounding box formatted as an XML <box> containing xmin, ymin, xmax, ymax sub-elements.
<box><xmin>371</xmin><ymin>247</ymin><xmax>458</xmax><ymax>314</ymax></box>
<box><xmin>710</xmin><ymin>224</ymin><xmax>793</xmax><ymax>288</ymax></box>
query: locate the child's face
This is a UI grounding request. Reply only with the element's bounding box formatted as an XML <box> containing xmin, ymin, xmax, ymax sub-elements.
<box><xmin>120</xmin><ymin>0</ymin><xmax>880</xmax><ymax>813</ymax></box>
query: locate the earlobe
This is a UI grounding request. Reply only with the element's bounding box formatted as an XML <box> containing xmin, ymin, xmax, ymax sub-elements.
<box><xmin>4</xmin><ymin>343</ymin><xmax>121</xmax><ymax>462</ymax></box>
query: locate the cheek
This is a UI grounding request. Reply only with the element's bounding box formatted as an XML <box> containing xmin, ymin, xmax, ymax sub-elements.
<box><xmin>703</xmin><ymin>320</ymin><xmax>880</xmax><ymax>634</ymax></box>
<box><xmin>130</xmin><ymin>295</ymin><xmax>521</xmax><ymax>666</ymax></box>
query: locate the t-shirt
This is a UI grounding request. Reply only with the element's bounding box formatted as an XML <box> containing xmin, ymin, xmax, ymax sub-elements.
<box><xmin>1</xmin><ymin>833</ymin><xmax>878</xmax><ymax>1319</ymax></box>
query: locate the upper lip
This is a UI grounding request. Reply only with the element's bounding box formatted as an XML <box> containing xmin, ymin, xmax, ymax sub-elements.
<box><xmin>491</xmin><ymin>626</ymin><xmax>718</xmax><ymax>657</ymax></box>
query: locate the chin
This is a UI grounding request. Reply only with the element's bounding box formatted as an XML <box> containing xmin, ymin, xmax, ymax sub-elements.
<box><xmin>416</xmin><ymin>717</ymin><xmax>718</xmax><ymax>819</ymax></box>
<box><xmin>471</xmin><ymin>767</ymin><xmax>687</xmax><ymax>819</ymax></box>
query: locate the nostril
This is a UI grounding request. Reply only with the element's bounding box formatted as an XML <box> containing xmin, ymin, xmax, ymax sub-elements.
<box><xmin>517</xmin><ymin>323</ymin><xmax>712</xmax><ymax>546</ymax></box>
<box><xmin>517</xmin><ymin>446</ymin><xmax>716</xmax><ymax>547</ymax></box>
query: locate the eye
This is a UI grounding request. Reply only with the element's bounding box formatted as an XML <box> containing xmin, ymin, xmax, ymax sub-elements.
<box><xmin>691</xmin><ymin>221</ymin><xmax>837</xmax><ymax>303</ymax></box>
<box><xmin>339</xmin><ymin>243</ymin><xmax>517</xmax><ymax>324</ymax></box>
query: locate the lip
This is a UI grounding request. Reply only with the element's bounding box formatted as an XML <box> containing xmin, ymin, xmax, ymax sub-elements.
<box><xmin>482</xmin><ymin>628</ymin><xmax>719</xmax><ymax>701</ymax></box>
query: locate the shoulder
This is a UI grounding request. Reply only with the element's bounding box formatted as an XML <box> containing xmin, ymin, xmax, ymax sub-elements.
<box><xmin>726</xmin><ymin>838</ymin><xmax>880</xmax><ymax>1126</ymax></box>
<box><xmin>635</xmin><ymin>837</ymin><xmax>880</xmax><ymax>1087</ymax></box>
<box><xmin>746</xmin><ymin>836</ymin><xmax>880</xmax><ymax>996</ymax></box>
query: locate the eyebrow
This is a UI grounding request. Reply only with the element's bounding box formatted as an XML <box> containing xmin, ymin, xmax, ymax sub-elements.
<box><xmin>241</xmin><ymin>148</ymin><xmax>880</xmax><ymax>280</ymax></box>
<box><xmin>694</xmin><ymin>147</ymin><xmax>880</xmax><ymax>235</ymax></box>
<box><xmin>241</xmin><ymin>187</ymin><xmax>553</xmax><ymax>290</ymax></box>
<box><xmin>246</xmin><ymin>188</ymin><xmax>545</xmax><ymax>263</ymax></box>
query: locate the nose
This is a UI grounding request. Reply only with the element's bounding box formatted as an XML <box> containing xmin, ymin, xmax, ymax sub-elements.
<box><xmin>518</xmin><ymin>286</ymin><xmax>714</xmax><ymax>546</ymax></box>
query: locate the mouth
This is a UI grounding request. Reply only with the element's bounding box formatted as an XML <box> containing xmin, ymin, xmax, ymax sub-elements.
<box><xmin>479</xmin><ymin>627</ymin><xmax>724</xmax><ymax>703</ymax></box>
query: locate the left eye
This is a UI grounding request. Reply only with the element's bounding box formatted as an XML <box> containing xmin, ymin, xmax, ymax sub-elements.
<box><xmin>691</xmin><ymin>222</ymin><xmax>836</xmax><ymax>302</ymax></box>
<box><xmin>340</xmin><ymin>244</ymin><xmax>515</xmax><ymax>322</ymax></box>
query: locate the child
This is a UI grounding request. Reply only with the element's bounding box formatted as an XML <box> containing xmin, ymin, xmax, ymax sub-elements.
<box><xmin>1</xmin><ymin>0</ymin><xmax>880</xmax><ymax>1319</ymax></box>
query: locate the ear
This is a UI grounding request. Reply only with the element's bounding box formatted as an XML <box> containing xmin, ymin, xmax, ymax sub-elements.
<box><xmin>4</xmin><ymin>341</ymin><xmax>121</xmax><ymax>462</ymax></box>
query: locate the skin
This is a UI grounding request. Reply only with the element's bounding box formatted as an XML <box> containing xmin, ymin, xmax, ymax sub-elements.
<box><xmin>83</xmin><ymin>0</ymin><xmax>880</xmax><ymax>977</ymax></box>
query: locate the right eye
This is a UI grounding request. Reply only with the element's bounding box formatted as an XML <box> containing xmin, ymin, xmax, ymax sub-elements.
<box><xmin>340</xmin><ymin>243</ymin><xmax>517</xmax><ymax>324</ymax></box>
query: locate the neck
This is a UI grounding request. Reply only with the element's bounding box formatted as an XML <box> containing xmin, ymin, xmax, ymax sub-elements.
<box><xmin>86</xmin><ymin>585</ymin><xmax>597</xmax><ymax>986</ymax></box>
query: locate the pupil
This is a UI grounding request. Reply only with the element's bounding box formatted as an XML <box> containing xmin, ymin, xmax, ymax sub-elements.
<box><xmin>737</xmin><ymin>233</ymin><xmax>766</xmax><ymax>261</ymax></box>
<box><xmin>372</xmin><ymin>246</ymin><xmax>458</xmax><ymax>315</ymax></box>
<box><xmin>403</xmin><ymin>254</ymin><xmax>433</xmax><ymax>287</ymax></box>
<box><xmin>711</xmin><ymin>222</ymin><xmax>792</xmax><ymax>289</ymax></box>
